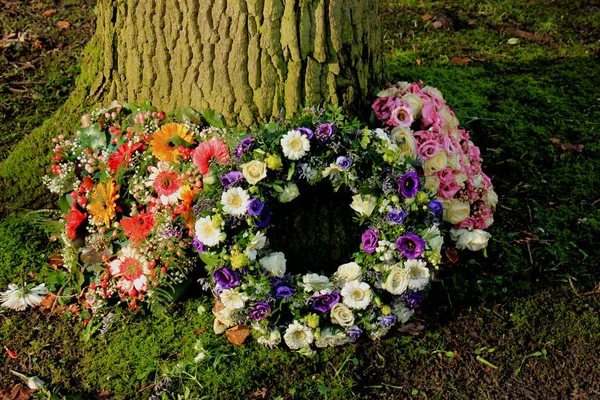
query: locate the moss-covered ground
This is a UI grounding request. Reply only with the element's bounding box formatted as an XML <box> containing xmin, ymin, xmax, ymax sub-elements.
<box><xmin>1</xmin><ymin>0</ymin><xmax>600</xmax><ymax>398</ymax></box>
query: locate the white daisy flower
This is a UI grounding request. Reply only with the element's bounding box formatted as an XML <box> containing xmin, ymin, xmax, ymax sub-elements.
<box><xmin>301</xmin><ymin>273</ymin><xmax>331</xmax><ymax>292</ymax></box>
<box><xmin>194</xmin><ymin>216</ymin><xmax>222</xmax><ymax>246</ymax></box>
<box><xmin>221</xmin><ymin>187</ymin><xmax>250</xmax><ymax>216</ymax></box>
<box><xmin>1</xmin><ymin>283</ymin><xmax>47</xmax><ymax>311</ymax></box>
<box><xmin>280</xmin><ymin>130</ymin><xmax>310</xmax><ymax>160</ymax></box>
<box><xmin>341</xmin><ymin>280</ymin><xmax>372</xmax><ymax>310</ymax></box>
<box><xmin>283</xmin><ymin>321</ymin><xmax>314</xmax><ymax>350</ymax></box>
<box><xmin>405</xmin><ymin>259</ymin><xmax>430</xmax><ymax>290</ymax></box>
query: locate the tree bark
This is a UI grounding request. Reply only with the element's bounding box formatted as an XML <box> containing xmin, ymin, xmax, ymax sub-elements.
<box><xmin>88</xmin><ymin>0</ymin><xmax>383</xmax><ymax>126</ymax></box>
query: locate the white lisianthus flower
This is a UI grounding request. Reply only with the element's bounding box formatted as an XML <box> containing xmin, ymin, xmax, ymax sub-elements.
<box><xmin>330</xmin><ymin>303</ymin><xmax>355</xmax><ymax>327</ymax></box>
<box><xmin>240</xmin><ymin>160</ymin><xmax>268</xmax><ymax>185</ymax></box>
<box><xmin>335</xmin><ymin>262</ymin><xmax>362</xmax><ymax>283</ymax></box>
<box><xmin>0</xmin><ymin>283</ymin><xmax>47</xmax><ymax>311</ymax></box>
<box><xmin>9</xmin><ymin>370</ymin><xmax>45</xmax><ymax>390</ymax></box>
<box><xmin>384</xmin><ymin>265</ymin><xmax>409</xmax><ymax>295</ymax></box>
<box><xmin>281</xmin><ymin>130</ymin><xmax>310</xmax><ymax>160</ymax></box>
<box><xmin>246</xmin><ymin>231</ymin><xmax>267</xmax><ymax>260</ymax></box>
<box><xmin>279</xmin><ymin>182</ymin><xmax>300</xmax><ymax>203</ymax></box>
<box><xmin>194</xmin><ymin>216</ymin><xmax>222</xmax><ymax>246</ymax></box>
<box><xmin>259</xmin><ymin>252</ymin><xmax>287</xmax><ymax>277</ymax></box>
<box><xmin>390</xmin><ymin>127</ymin><xmax>417</xmax><ymax>159</ymax></box>
<box><xmin>443</xmin><ymin>199</ymin><xmax>471</xmax><ymax>224</ymax></box>
<box><xmin>315</xmin><ymin>328</ymin><xmax>351</xmax><ymax>348</ymax></box>
<box><xmin>422</xmin><ymin>226</ymin><xmax>443</xmax><ymax>254</ymax></box>
<box><xmin>341</xmin><ymin>280</ymin><xmax>372</xmax><ymax>310</ymax></box>
<box><xmin>322</xmin><ymin>163</ymin><xmax>343</xmax><ymax>179</ymax></box>
<box><xmin>450</xmin><ymin>228</ymin><xmax>491</xmax><ymax>251</ymax></box>
<box><xmin>350</xmin><ymin>194</ymin><xmax>377</xmax><ymax>217</ymax></box>
<box><xmin>284</xmin><ymin>321</ymin><xmax>314</xmax><ymax>350</ymax></box>
<box><xmin>220</xmin><ymin>289</ymin><xmax>248</xmax><ymax>310</ymax></box>
<box><xmin>221</xmin><ymin>187</ymin><xmax>250</xmax><ymax>216</ymax></box>
<box><xmin>404</xmin><ymin>259</ymin><xmax>430</xmax><ymax>290</ymax></box>
<box><xmin>391</xmin><ymin>301</ymin><xmax>414</xmax><ymax>324</ymax></box>
<box><xmin>302</xmin><ymin>273</ymin><xmax>331</xmax><ymax>292</ymax></box>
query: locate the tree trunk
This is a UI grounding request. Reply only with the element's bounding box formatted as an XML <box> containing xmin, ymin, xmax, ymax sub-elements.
<box><xmin>89</xmin><ymin>0</ymin><xmax>383</xmax><ymax>126</ymax></box>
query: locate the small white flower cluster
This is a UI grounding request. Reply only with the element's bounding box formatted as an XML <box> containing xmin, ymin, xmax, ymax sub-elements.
<box><xmin>375</xmin><ymin>239</ymin><xmax>397</xmax><ymax>263</ymax></box>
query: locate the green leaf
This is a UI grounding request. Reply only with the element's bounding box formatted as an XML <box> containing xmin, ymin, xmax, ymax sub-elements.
<box><xmin>200</xmin><ymin>252</ymin><xmax>220</xmax><ymax>267</ymax></box>
<box><xmin>176</xmin><ymin>108</ymin><xmax>203</xmax><ymax>125</ymax></box>
<box><xmin>201</xmin><ymin>109</ymin><xmax>225</xmax><ymax>128</ymax></box>
<box><xmin>529</xmin><ymin>351</ymin><xmax>543</xmax><ymax>357</ymax></box>
<box><xmin>287</xmin><ymin>162</ymin><xmax>295</xmax><ymax>181</ymax></box>
<box><xmin>476</xmin><ymin>355</ymin><xmax>498</xmax><ymax>369</ymax></box>
<box><xmin>58</xmin><ymin>194</ymin><xmax>73</xmax><ymax>214</ymax></box>
<box><xmin>318</xmin><ymin>386</ymin><xmax>330</xmax><ymax>395</ymax></box>
<box><xmin>513</xmin><ymin>367</ymin><xmax>521</xmax><ymax>376</ymax></box>
<box><xmin>446</xmin><ymin>351</ymin><xmax>456</xmax><ymax>358</ymax></box>
<box><xmin>78</xmin><ymin>124</ymin><xmax>108</xmax><ymax>151</ymax></box>
<box><xmin>273</xmin><ymin>184</ymin><xmax>284</xmax><ymax>193</ymax></box>
<box><xmin>351</xmin><ymin>357</ymin><xmax>359</xmax><ymax>366</ymax></box>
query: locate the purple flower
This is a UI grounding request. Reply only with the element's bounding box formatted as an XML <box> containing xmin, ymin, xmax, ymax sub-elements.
<box><xmin>336</xmin><ymin>156</ymin><xmax>352</xmax><ymax>169</ymax></box>
<box><xmin>192</xmin><ymin>236</ymin><xmax>206</xmax><ymax>253</ymax></box>
<box><xmin>297</xmin><ymin>127</ymin><xmax>314</xmax><ymax>139</ymax></box>
<box><xmin>213</xmin><ymin>266</ymin><xmax>239</xmax><ymax>289</ymax></box>
<box><xmin>387</xmin><ymin>208</ymin><xmax>406</xmax><ymax>225</ymax></box>
<box><xmin>402</xmin><ymin>290</ymin><xmax>425</xmax><ymax>309</ymax></box>
<box><xmin>220</xmin><ymin>171</ymin><xmax>244</xmax><ymax>188</ymax></box>
<box><xmin>347</xmin><ymin>326</ymin><xmax>363</xmax><ymax>339</ymax></box>
<box><xmin>361</xmin><ymin>228</ymin><xmax>380</xmax><ymax>254</ymax></box>
<box><xmin>372</xmin><ymin>96</ymin><xmax>401</xmax><ymax>121</ymax></box>
<box><xmin>312</xmin><ymin>292</ymin><xmax>341</xmax><ymax>313</ymax></box>
<box><xmin>396</xmin><ymin>234</ymin><xmax>426</xmax><ymax>259</ymax></box>
<box><xmin>427</xmin><ymin>200</ymin><xmax>443</xmax><ymax>217</ymax></box>
<box><xmin>256</xmin><ymin>208</ymin><xmax>272</xmax><ymax>228</ymax></box>
<box><xmin>234</xmin><ymin>137</ymin><xmax>253</xmax><ymax>158</ymax></box>
<box><xmin>275</xmin><ymin>285</ymin><xmax>296</xmax><ymax>299</ymax></box>
<box><xmin>248</xmin><ymin>302</ymin><xmax>271</xmax><ymax>321</ymax></box>
<box><xmin>381</xmin><ymin>314</ymin><xmax>397</xmax><ymax>328</ymax></box>
<box><xmin>398</xmin><ymin>171</ymin><xmax>419</xmax><ymax>198</ymax></box>
<box><xmin>315</xmin><ymin>123</ymin><xmax>334</xmax><ymax>142</ymax></box>
<box><xmin>247</xmin><ymin>198</ymin><xmax>264</xmax><ymax>216</ymax></box>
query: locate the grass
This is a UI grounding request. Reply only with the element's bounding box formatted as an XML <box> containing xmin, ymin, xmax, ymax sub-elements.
<box><xmin>1</xmin><ymin>0</ymin><xmax>600</xmax><ymax>398</ymax></box>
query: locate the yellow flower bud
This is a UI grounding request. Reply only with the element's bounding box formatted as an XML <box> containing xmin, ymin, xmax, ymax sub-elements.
<box><xmin>416</xmin><ymin>191</ymin><xmax>429</xmax><ymax>205</ymax></box>
<box><xmin>305</xmin><ymin>313</ymin><xmax>320</xmax><ymax>329</ymax></box>
<box><xmin>382</xmin><ymin>305</ymin><xmax>391</xmax><ymax>315</ymax></box>
<box><xmin>264</xmin><ymin>153</ymin><xmax>283</xmax><ymax>170</ymax></box>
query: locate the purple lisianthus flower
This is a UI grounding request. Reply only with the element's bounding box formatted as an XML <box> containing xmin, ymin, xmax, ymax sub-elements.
<box><xmin>398</xmin><ymin>171</ymin><xmax>419</xmax><ymax>198</ymax></box>
<box><xmin>312</xmin><ymin>292</ymin><xmax>341</xmax><ymax>313</ymax></box>
<box><xmin>247</xmin><ymin>198</ymin><xmax>264</xmax><ymax>216</ymax></box>
<box><xmin>233</xmin><ymin>137</ymin><xmax>253</xmax><ymax>158</ymax></box>
<box><xmin>402</xmin><ymin>290</ymin><xmax>425</xmax><ymax>309</ymax></box>
<box><xmin>381</xmin><ymin>314</ymin><xmax>397</xmax><ymax>328</ymax></box>
<box><xmin>387</xmin><ymin>208</ymin><xmax>406</xmax><ymax>225</ymax></box>
<box><xmin>248</xmin><ymin>302</ymin><xmax>271</xmax><ymax>321</ymax></box>
<box><xmin>213</xmin><ymin>266</ymin><xmax>239</xmax><ymax>289</ymax></box>
<box><xmin>275</xmin><ymin>285</ymin><xmax>296</xmax><ymax>299</ymax></box>
<box><xmin>347</xmin><ymin>326</ymin><xmax>363</xmax><ymax>339</ymax></box>
<box><xmin>336</xmin><ymin>156</ymin><xmax>352</xmax><ymax>169</ymax></box>
<box><xmin>220</xmin><ymin>171</ymin><xmax>244</xmax><ymax>188</ymax></box>
<box><xmin>372</xmin><ymin>96</ymin><xmax>401</xmax><ymax>121</ymax></box>
<box><xmin>315</xmin><ymin>123</ymin><xmax>334</xmax><ymax>142</ymax></box>
<box><xmin>297</xmin><ymin>127</ymin><xmax>314</xmax><ymax>139</ymax></box>
<box><xmin>361</xmin><ymin>228</ymin><xmax>380</xmax><ymax>254</ymax></box>
<box><xmin>256</xmin><ymin>208</ymin><xmax>272</xmax><ymax>228</ymax></box>
<box><xmin>396</xmin><ymin>234</ymin><xmax>426</xmax><ymax>259</ymax></box>
<box><xmin>427</xmin><ymin>200</ymin><xmax>443</xmax><ymax>217</ymax></box>
<box><xmin>192</xmin><ymin>236</ymin><xmax>206</xmax><ymax>253</ymax></box>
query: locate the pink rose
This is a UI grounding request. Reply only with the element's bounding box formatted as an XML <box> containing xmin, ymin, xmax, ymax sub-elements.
<box><xmin>437</xmin><ymin>179</ymin><xmax>461</xmax><ymax>200</ymax></box>
<box><xmin>387</xmin><ymin>103</ymin><xmax>414</xmax><ymax>128</ymax></box>
<box><xmin>372</xmin><ymin>97</ymin><xmax>401</xmax><ymax>121</ymax></box>
<box><xmin>420</xmin><ymin>103</ymin><xmax>444</xmax><ymax>129</ymax></box>
<box><xmin>417</xmin><ymin>139</ymin><xmax>441</xmax><ymax>160</ymax></box>
<box><xmin>436</xmin><ymin>167</ymin><xmax>455</xmax><ymax>183</ymax></box>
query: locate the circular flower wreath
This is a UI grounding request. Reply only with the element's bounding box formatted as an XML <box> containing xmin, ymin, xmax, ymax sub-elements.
<box><xmin>45</xmin><ymin>81</ymin><xmax>496</xmax><ymax>351</ymax></box>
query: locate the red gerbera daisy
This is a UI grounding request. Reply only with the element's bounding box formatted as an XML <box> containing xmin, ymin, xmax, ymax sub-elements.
<box><xmin>192</xmin><ymin>137</ymin><xmax>230</xmax><ymax>175</ymax></box>
<box><xmin>121</xmin><ymin>210</ymin><xmax>156</xmax><ymax>243</ymax></box>
<box><xmin>107</xmin><ymin>142</ymin><xmax>144</xmax><ymax>172</ymax></box>
<box><xmin>65</xmin><ymin>204</ymin><xmax>87</xmax><ymax>240</ymax></box>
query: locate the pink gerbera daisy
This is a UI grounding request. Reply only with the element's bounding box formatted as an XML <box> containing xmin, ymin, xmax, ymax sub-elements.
<box><xmin>108</xmin><ymin>246</ymin><xmax>151</xmax><ymax>293</ymax></box>
<box><xmin>192</xmin><ymin>137</ymin><xmax>230</xmax><ymax>175</ymax></box>
<box><xmin>146</xmin><ymin>163</ymin><xmax>183</xmax><ymax>205</ymax></box>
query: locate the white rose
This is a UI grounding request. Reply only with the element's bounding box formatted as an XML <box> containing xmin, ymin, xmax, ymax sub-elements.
<box><xmin>423</xmin><ymin>86</ymin><xmax>444</xmax><ymax>100</ymax></box>
<box><xmin>335</xmin><ymin>262</ymin><xmax>361</xmax><ymax>282</ymax></box>
<box><xmin>448</xmin><ymin>155</ymin><xmax>461</xmax><ymax>171</ymax></box>
<box><xmin>240</xmin><ymin>160</ymin><xmax>267</xmax><ymax>185</ymax></box>
<box><xmin>390</xmin><ymin>127</ymin><xmax>417</xmax><ymax>159</ymax></box>
<box><xmin>450</xmin><ymin>228</ymin><xmax>491</xmax><ymax>251</ymax></box>
<box><xmin>443</xmin><ymin>199</ymin><xmax>471</xmax><ymax>224</ymax></box>
<box><xmin>350</xmin><ymin>194</ymin><xmax>377</xmax><ymax>217</ymax></box>
<box><xmin>259</xmin><ymin>252</ymin><xmax>286</xmax><ymax>277</ymax></box>
<box><xmin>279</xmin><ymin>182</ymin><xmax>300</xmax><ymax>203</ymax></box>
<box><xmin>330</xmin><ymin>303</ymin><xmax>355</xmax><ymax>327</ymax></box>
<box><xmin>424</xmin><ymin>175</ymin><xmax>440</xmax><ymax>193</ymax></box>
<box><xmin>424</xmin><ymin>151</ymin><xmax>448</xmax><ymax>174</ymax></box>
<box><xmin>486</xmin><ymin>187</ymin><xmax>498</xmax><ymax>210</ymax></box>
<box><xmin>384</xmin><ymin>265</ymin><xmax>409</xmax><ymax>295</ymax></box>
<box><xmin>402</xmin><ymin>93</ymin><xmax>424</xmax><ymax>118</ymax></box>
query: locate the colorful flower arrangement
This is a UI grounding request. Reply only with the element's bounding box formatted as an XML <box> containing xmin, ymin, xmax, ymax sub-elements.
<box><xmin>44</xmin><ymin>81</ymin><xmax>495</xmax><ymax>351</ymax></box>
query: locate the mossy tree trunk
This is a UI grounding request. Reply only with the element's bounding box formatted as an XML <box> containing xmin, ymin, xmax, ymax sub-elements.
<box><xmin>1</xmin><ymin>0</ymin><xmax>383</xmax><ymax>209</ymax></box>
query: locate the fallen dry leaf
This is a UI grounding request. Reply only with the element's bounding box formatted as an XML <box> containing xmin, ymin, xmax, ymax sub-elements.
<box><xmin>193</xmin><ymin>328</ymin><xmax>206</xmax><ymax>336</ymax></box>
<box><xmin>48</xmin><ymin>254</ymin><xmax>64</xmax><ymax>269</ymax></box>
<box><xmin>445</xmin><ymin>248</ymin><xmax>459</xmax><ymax>264</ymax></box>
<box><xmin>421</xmin><ymin>14</ymin><xmax>432</xmax><ymax>21</ymax></box>
<box><xmin>249</xmin><ymin>388</ymin><xmax>268</xmax><ymax>399</ymax></box>
<box><xmin>416</xmin><ymin>59</ymin><xmax>422</xmax><ymax>66</ymax></box>
<box><xmin>399</xmin><ymin>322</ymin><xmax>425</xmax><ymax>336</ymax></box>
<box><xmin>226</xmin><ymin>324</ymin><xmax>250</xmax><ymax>346</ymax></box>
<box><xmin>432</xmin><ymin>21</ymin><xmax>443</xmax><ymax>29</ymax></box>
<box><xmin>42</xmin><ymin>9</ymin><xmax>56</xmax><ymax>17</ymax></box>
<box><xmin>0</xmin><ymin>384</ymin><xmax>33</xmax><ymax>400</ymax></box>
<box><xmin>550</xmin><ymin>137</ymin><xmax>584</xmax><ymax>153</ymax></box>
<box><xmin>5</xmin><ymin>347</ymin><xmax>18</xmax><ymax>359</ymax></box>
<box><xmin>450</xmin><ymin>57</ymin><xmax>472</xmax><ymax>64</ymax></box>
<box><xmin>57</xmin><ymin>21</ymin><xmax>70</xmax><ymax>29</ymax></box>
<box><xmin>39</xmin><ymin>294</ymin><xmax>57</xmax><ymax>311</ymax></box>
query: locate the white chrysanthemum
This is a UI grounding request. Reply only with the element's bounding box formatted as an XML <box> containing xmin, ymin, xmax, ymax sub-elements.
<box><xmin>335</xmin><ymin>262</ymin><xmax>361</xmax><ymax>283</ymax></box>
<box><xmin>302</xmin><ymin>273</ymin><xmax>331</xmax><ymax>292</ymax></box>
<box><xmin>280</xmin><ymin>130</ymin><xmax>310</xmax><ymax>160</ymax></box>
<box><xmin>405</xmin><ymin>259</ymin><xmax>430</xmax><ymax>291</ymax></box>
<box><xmin>391</xmin><ymin>301</ymin><xmax>414</xmax><ymax>324</ymax></box>
<box><xmin>315</xmin><ymin>328</ymin><xmax>351</xmax><ymax>348</ymax></box>
<box><xmin>194</xmin><ymin>216</ymin><xmax>222</xmax><ymax>246</ymax></box>
<box><xmin>384</xmin><ymin>265</ymin><xmax>409</xmax><ymax>295</ymax></box>
<box><xmin>0</xmin><ymin>283</ymin><xmax>47</xmax><ymax>311</ymax></box>
<box><xmin>221</xmin><ymin>187</ymin><xmax>250</xmax><ymax>216</ymax></box>
<box><xmin>259</xmin><ymin>252</ymin><xmax>287</xmax><ymax>277</ymax></box>
<box><xmin>283</xmin><ymin>321</ymin><xmax>314</xmax><ymax>350</ymax></box>
<box><xmin>219</xmin><ymin>289</ymin><xmax>248</xmax><ymax>310</ymax></box>
<box><xmin>341</xmin><ymin>280</ymin><xmax>372</xmax><ymax>310</ymax></box>
<box><xmin>246</xmin><ymin>231</ymin><xmax>267</xmax><ymax>260</ymax></box>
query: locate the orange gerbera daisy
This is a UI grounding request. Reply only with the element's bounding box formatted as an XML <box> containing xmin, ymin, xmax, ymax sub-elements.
<box><xmin>192</xmin><ymin>137</ymin><xmax>230</xmax><ymax>175</ymax></box>
<box><xmin>151</xmin><ymin>123</ymin><xmax>194</xmax><ymax>162</ymax></box>
<box><xmin>121</xmin><ymin>210</ymin><xmax>156</xmax><ymax>243</ymax></box>
<box><xmin>88</xmin><ymin>179</ymin><xmax>120</xmax><ymax>227</ymax></box>
<box><xmin>175</xmin><ymin>185</ymin><xmax>199</xmax><ymax>230</ymax></box>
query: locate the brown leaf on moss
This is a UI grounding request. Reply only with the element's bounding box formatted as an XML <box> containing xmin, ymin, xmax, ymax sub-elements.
<box><xmin>450</xmin><ymin>57</ymin><xmax>472</xmax><ymax>64</ymax></box>
<box><xmin>56</xmin><ymin>21</ymin><xmax>71</xmax><ymax>29</ymax></box>
<box><xmin>421</xmin><ymin>14</ymin><xmax>432</xmax><ymax>21</ymax></box>
<box><xmin>0</xmin><ymin>384</ymin><xmax>33</xmax><ymax>400</ymax></box>
<box><xmin>226</xmin><ymin>324</ymin><xmax>250</xmax><ymax>346</ymax></box>
<box><xmin>445</xmin><ymin>248</ymin><xmax>460</xmax><ymax>264</ymax></box>
<box><xmin>550</xmin><ymin>137</ymin><xmax>584</xmax><ymax>153</ymax></box>
<box><xmin>249</xmin><ymin>388</ymin><xmax>268</xmax><ymax>398</ymax></box>
<box><xmin>39</xmin><ymin>294</ymin><xmax>57</xmax><ymax>311</ymax></box>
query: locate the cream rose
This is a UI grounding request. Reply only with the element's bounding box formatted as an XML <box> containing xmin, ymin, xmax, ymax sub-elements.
<box><xmin>424</xmin><ymin>175</ymin><xmax>440</xmax><ymax>193</ymax></box>
<box><xmin>336</xmin><ymin>262</ymin><xmax>361</xmax><ymax>282</ymax></box>
<box><xmin>330</xmin><ymin>303</ymin><xmax>355</xmax><ymax>327</ymax></box>
<box><xmin>443</xmin><ymin>199</ymin><xmax>471</xmax><ymax>224</ymax></box>
<box><xmin>424</xmin><ymin>151</ymin><xmax>448</xmax><ymax>174</ymax></box>
<box><xmin>402</xmin><ymin>93</ymin><xmax>424</xmax><ymax>118</ymax></box>
<box><xmin>390</xmin><ymin>127</ymin><xmax>417</xmax><ymax>159</ymax></box>
<box><xmin>240</xmin><ymin>160</ymin><xmax>267</xmax><ymax>185</ymax></box>
<box><xmin>259</xmin><ymin>252</ymin><xmax>286</xmax><ymax>277</ymax></box>
<box><xmin>384</xmin><ymin>265</ymin><xmax>409</xmax><ymax>295</ymax></box>
<box><xmin>350</xmin><ymin>194</ymin><xmax>377</xmax><ymax>217</ymax></box>
<box><xmin>450</xmin><ymin>228</ymin><xmax>491</xmax><ymax>251</ymax></box>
